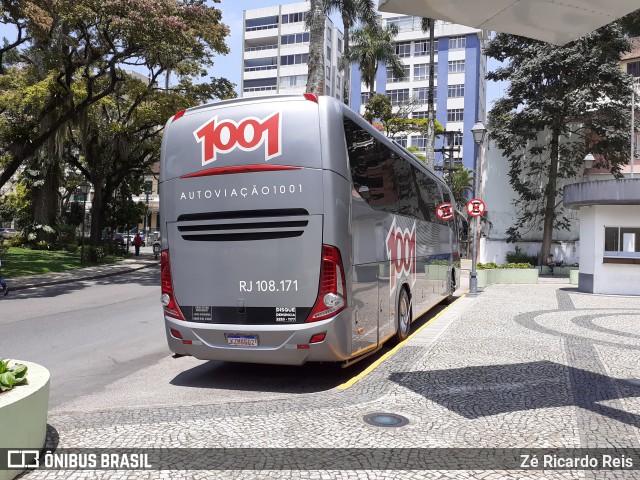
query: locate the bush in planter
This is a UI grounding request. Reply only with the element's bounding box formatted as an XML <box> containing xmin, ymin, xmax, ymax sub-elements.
<box><xmin>506</xmin><ymin>246</ymin><xmax>539</xmax><ymax>266</ymax></box>
<box><xmin>477</xmin><ymin>262</ymin><xmax>533</xmax><ymax>269</ymax></box>
<box><xmin>0</xmin><ymin>359</ymin><xmax>28</xmax><ymax>392</ymax></box>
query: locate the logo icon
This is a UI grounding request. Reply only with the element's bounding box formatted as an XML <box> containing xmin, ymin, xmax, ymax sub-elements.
<box><xmin>386</xmin><ymin>217</ymin><xmax>417</xmax><ymax>295</ymax></box>
<box><xmin>7</xmin><ymin>450</ymin><xmax>40</xmax><ymax>468</ymax></box>
<box><xmin>193</xmin><ymin>112</ymin><xmax>282</xmax><ymax>165</ymax></box>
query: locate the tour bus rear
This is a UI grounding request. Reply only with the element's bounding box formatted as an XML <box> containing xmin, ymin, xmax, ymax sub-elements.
<box><xmin>159</xmin><ymin>95</ymin><xmax>352</xmax><ymax>365</ymax></box>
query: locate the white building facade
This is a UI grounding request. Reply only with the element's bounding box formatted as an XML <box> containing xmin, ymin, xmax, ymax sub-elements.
<box><xmin>349</xmin><ymin>14</ymin><xmax>489</xmax><ymax>172</ymax></box>
<box><xmin>242</xmin><ymin>2</ymin><xmax>344</xmax><ymax>99</ymax></box>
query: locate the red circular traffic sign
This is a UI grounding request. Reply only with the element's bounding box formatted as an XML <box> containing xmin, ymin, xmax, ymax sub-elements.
<box><xmin>435</xmin><ymin>202</ymin><xmax>454</xmax><ymax>221</ymax></box>
<box><xmin>466</xmin><ymin>198</ymin><xmax>486</xmax><ymax>217</ymax></box>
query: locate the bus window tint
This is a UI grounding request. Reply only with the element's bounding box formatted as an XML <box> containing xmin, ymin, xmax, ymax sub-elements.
<box><xmin>344</xmin><ymin>117</ymin><xmax>437</xmax><ymax>223</ymax></box>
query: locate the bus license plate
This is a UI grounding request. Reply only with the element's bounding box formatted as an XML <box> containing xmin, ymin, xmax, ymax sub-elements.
<box><xmin>227</xmin><ymin>335</ymin><xmax>258</xmax><ymax>347</ymax></box>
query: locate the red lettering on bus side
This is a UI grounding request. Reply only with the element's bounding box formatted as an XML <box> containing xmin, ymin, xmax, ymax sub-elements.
<box><xmin>193</xmin><ymin>112</ymin><xmax>282</xmax><ymax>165</ymax></box>
<box><xmin>386</xmin><ymin>218</ymin><xmax>417</xmax><ymax>295</ymax></box>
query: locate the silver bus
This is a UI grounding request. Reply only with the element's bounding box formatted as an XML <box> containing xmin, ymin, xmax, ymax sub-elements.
<box><xmin>159</xmin><ymin>94</ymin><xmax>460</xmax><ymax>366</ymax></box>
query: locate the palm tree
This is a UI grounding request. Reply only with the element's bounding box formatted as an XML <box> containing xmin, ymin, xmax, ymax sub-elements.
<box><xmin>305</xmin><ymin>0</ymin><xmax>326</xmax><ymax>95</ymax></box>
<box><xmin>348</xmin><ymin>22</ymin><xmax>406</xmax><ymax>99</ymax></box>
<box><xmin>421</xmin><ymin>17</ymin><xmax>436</xmax><ymax>169</ymax></box>
<box><xmin>321</xmin><ymin>0</ymin><xmax>378</xmax><ymax>106</ymax></box>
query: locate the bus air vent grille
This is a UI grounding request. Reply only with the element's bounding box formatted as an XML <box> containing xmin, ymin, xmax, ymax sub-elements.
<box><xmin>176</xmin><ymin>209</ymin><xmax>309</xmax><ymax>242</ymax></box>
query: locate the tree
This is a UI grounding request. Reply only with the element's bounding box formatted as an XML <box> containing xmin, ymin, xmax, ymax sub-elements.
<box><xmin>349</xmin><ymin>22</ymin><xmax>406</xmax><ymax>99</ymax></box>
<box><xmin>485</xmin><ymin>26</ymin><xmax>632</xmax><ymax>263</ymax></box>
<box><xmin>618</xmin><ymin>9</ymin><xmax>640</xmax><ymax>36</ymax></box>
<box><xmin>421</xmin><ymin>18</ymin><xmax>437</xmax><ymax>168</ymax></box>
<box><xmin>305</xmin><ymin>0</ymin><xmax>326</xmax><ymax>95</ymax></box>
<box><xmin>320</xmin><ymin>0</ymin><xmax>377</xmax><ymax>105</ymax></box>
<box><xmin>0</xmin><ymin>0</ymin><xmax>233</xmax><ymax>240</ymax></box>
<box><xmin>365</xmin><ymin>94</ymin><xmax>443</xmax><ymax>140</ymax></box>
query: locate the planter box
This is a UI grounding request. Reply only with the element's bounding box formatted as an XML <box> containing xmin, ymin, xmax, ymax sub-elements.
<box><xmin>476</xmin><ymin>268</ymin><xmax>539</xmax><ymax>288</ymax></box>
<box><xmin>539</xmin><ymin>266</ymin><xmax>579</xmax><ymax>275</ymax></box>
<box><xmin>425</xmin><ymin>265</ymin><xmax>449</xmax><ymax>281</ymax></box>
<box><xmin>0</xmin><ymin>361</ymin><xmax>50</xmax><ymax>480</ymax></box>
<box><xmin>570</xmin><ymin>269</ymin><xmax>579</xmax><ymax>285</ymax></box>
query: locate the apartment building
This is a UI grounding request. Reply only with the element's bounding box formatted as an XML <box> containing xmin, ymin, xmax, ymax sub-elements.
<box><xmin>349</xmin><ymin>14</ymin><xmax>489</xmax><ymax>172</ymax></box>
<box><xmin>242</xmin><ymin>2</ymin><xmax>344</xmax><ymax>99</ymax></box>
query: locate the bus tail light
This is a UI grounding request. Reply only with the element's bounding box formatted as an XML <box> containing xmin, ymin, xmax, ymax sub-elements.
<box><xmin>307</xmin><ymin>245</ymin><xmax>347</xmax><ymax>322</ymax></box>
<box><xmin>161</xmin><ymin>250</ymin><xmax>186</xmax><ymax>320</ymax></box>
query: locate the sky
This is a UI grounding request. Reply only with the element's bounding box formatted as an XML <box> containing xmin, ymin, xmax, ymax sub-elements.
<box><xmin>213</xmin><ymin>0</ymin><xmax>505</xmax><ymax>113</ymax></box>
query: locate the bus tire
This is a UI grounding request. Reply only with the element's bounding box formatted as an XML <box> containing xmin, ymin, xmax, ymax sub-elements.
<box><xmin>395</xmin><ymin>287</ymin><xmax>412</xmax><ymax>343</ymax></box>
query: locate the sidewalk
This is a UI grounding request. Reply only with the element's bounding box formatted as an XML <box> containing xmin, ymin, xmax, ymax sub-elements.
<box><xmin>7</xmin><ymin>249</ymin><xmax>159</xmax><ymax>292</ymax></box>
<box><xmin>19</xmin><ymin>276</ymin><xmax>640</xmax><ymax>478</ymax></box>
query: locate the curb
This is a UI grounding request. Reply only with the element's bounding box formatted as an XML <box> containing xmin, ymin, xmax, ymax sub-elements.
<box><xmin>6</xmin><ymin>261</ymin><xmax>159</xmax><ymax>292</ymax></box>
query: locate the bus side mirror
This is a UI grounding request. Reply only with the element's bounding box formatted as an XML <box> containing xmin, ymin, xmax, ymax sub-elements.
<box><xmin>358</xmin><ymin>185</ymin><xmax>371</xmax><ymax>199</ymax></box>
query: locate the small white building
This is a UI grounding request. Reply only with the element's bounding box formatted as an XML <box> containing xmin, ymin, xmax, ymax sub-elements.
<box><xmin>564</xmin><ymin>179</ymin><xmax>640</xmax><ymax>295</ymax></box>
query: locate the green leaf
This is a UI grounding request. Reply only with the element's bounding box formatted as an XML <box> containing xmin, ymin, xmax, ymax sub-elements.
<box><xmin>11</xmin><ymin>364</ymin><xmax>27</xmax><ymax>379</ymax></box>
<box><xmin>0</xmin><ymin>372</ymin><xmax>15</xmax><ymax>388</ymax></box>
<box><xmin>0</xmin><ymin>359</ymin><xmax>7</xmax><ymax>374</ymax></box>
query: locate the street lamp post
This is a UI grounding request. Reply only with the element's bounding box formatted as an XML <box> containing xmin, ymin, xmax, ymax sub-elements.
<box><xmin>79</xmin><ymin>181</ymin><xmax>91</xmax><ymax>264</ymax></box>
<box><xmin>583</xmin><ymin>153</ymin><xmax>595</xmax><ymax>182</ymax></box>
<box><xmin>469</xmin><ymin>121</ymin><xmax>487</xmax><ymax>295</ymax></box>
<box><xmin>144</xmin><ymin>181</ymin><xmax>152</xmax><ymax>236</ymax></box>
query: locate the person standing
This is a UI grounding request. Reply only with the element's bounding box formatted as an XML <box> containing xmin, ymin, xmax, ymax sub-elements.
<box><xmin>0</xmin><ymin>256</ymin><xmax>9</xmax><ymax>295</ymax></box>
<box><xmin>133</xmin><ymin>233</ymin><xmax>142</xmax><ymax>256</ymax></box>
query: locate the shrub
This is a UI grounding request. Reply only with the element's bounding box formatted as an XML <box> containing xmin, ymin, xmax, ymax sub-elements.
<box><xmin>506</xmin><ymin>246</ymin><xmax>539</xmax><ymax>266</ymax></box>
<box><xmin>477</xmin><ymin>262</ymin><xmax>499</xmax><ymax>270</ymax></box>
<box><xmin>65</xmin><ymin>244</ymin><xmax>78</xmax><ymax>253</ymax></box>
<box><xmin>33</xmin><ymin>240</ymin><xmax>50</xmax><ymax>251</ymax></box>
<box><xmin>0</xmin><ymin>359</ymin><xmax>28</xmax><ymax>392</ymax></box>
<box><xmin>477</xmin><ymin>262</ymin><xmax>533</xmax><ymax>269</ymax></box>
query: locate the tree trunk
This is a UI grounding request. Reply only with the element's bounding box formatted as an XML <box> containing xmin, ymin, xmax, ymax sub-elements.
<box><xmin>89</xmin><ymin>179</ymin><xmax>104</xmax><ymax>246</ymax></box>
<box><xmin>341</xmin><ymin>13</ymin><xmax>351</xmax><ymax>106</ymax></box>
<box><xmin>425</xmin><ymin>19</ymin><xmax>436</xmax><ymax>169</ymax></box>
<box><xmin>305</xmin><ymin>0</ymin><xmax>325</xmax><ymax>95</ymax></box>
<box><xmin>541</xmin><ymin>129</ymin><xmax>560</xmax><ymax>264</ymax></box>
<box><xmin>31</xmin><ymin>158</ymin><xmax>60</xmax><ymax>243</ymax></box>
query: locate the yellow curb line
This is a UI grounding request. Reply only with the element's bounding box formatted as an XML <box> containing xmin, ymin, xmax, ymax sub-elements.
<box><xmin>337</xmin><ymin>293</ymin><xmax>468</xmax><ymax>390</ymax></box>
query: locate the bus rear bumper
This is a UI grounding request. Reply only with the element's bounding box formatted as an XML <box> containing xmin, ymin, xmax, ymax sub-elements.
<box><xmin>164</xmin><ymin>314</ymin><xmax>351</xmax><ymax>365</ymax></box>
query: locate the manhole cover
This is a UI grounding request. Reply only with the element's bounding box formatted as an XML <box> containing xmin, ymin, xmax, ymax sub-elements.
<box><xmin>363</xmin><ymin>413</ymin><xmax>410</xmax><ymax>428</ymax></box>
<box><xmin>627</xmin><ymin>379</ymin><xmax>640</xmax><ymax>387</ymax></box>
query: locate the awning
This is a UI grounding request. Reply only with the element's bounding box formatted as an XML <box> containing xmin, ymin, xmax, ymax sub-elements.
<box><xmin>377</xmin><ymin>0</ymin><xmax>638</xmax><ymax>45</ymax></box>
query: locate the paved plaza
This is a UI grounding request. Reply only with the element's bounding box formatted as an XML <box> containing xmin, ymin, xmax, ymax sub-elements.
<box><xmin>14</xmin><ymin>276</ymin><xmax>639</xmax><ymax>479</ymax></box>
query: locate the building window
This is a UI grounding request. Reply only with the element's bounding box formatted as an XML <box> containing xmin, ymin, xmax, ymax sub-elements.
<box><xmin>326</xmin><ymin>66</ymin><xmax>331</xmax><ymax>79</ymax></box>
<box><xmin>326</xmin><ymin>85</ymin><xmax>331</xmax><ymax>96</ymax></box>
<box><xmin>361</xmin><ymin>92</ymin><xmax>372</xmax><ymax>104</ymax></box>
<box><xmin>337</xmin><ymin>38</ymin><xmax>343</xmax><ymax>52</ymax></box>
<box><xmin>244</xmin><ymin>57</ymin><xmax>278</xmax><ymax>72</ymax></box>
<box><xmin>412</xmin><ymin>111</ymin><xmax>428</xmax><ymax>119</ymax></box>
<box><xmin>447</xmin><ymin>108</ymin><xmax>464</xmax><ymax>122</ymax></box>
<box><xmin>413</xmin><ymin>87</ymin><xmax>436</xmax><ymax>103</ymax></box>
<box><xmin>604</xmin><ymin>227</ymin><xmax>640</xmax><ymax>255</ymax></box>
<box><xmin>448</xmin><ymin>60</ymin><xmax>465</xmax><ymax>73</ymax></box>
<box><xmin>414</xmin><ymin>63</ymin><xmax>437</xmax><ymax>81</ymax></box>
<box><xmin>244</xmin><ymin>77</ymin><xmax>278</xmax><ymax>92</ymax></box>
<box><xmin>387</xmin><ymin>65</ymin><xmax>410</xmax><ymax>83</ymax></box>
<box><xmin>447</xmin><ymin>84</ymin><xmax>465</xmax><ymax>98</ymax></box>
<box><xmin>326</xmin><ymin>27</ymin><xmax>332</xmax><ymax>41</ymax></box>
<box><xmin>448</xmin><ymin>36</ymin><xmax>466</xmax><ymax>50</ymax></box>
<box><xmin>279</xmin><ymin>74</ymin><xmax>308</xmax><ymax>88</ymax></box>
<box><xmin>281</xmin><ymin>53</ymin><xmax>309</xmax><ymax>65</ymax></box>
<box><xmin>282</xmin><ymin>12</ymin><xmax>307</xmax><ymax>24</ymax></box>
<box><xmin>281</xmin><ymin>33</ymin><xmax>310</xmax><ymax>44</ymax></box>
<box><xmin>327</xmin><ymin>46</ymin><xmax>332</xmax><ymax>60</ymax></box>
<box><xmin>336</xmin><ymin>76</ymin><xmax>341</xmax><ymax>90</ymax></box>
<box><xmin>386</xmin><ymin>88</ymin><xmax>410</xmax><ymax>104</ymax></box>
<box><xmin>246</xmin><ymin>16</ymin><xmax>279</xmax><ymax>31</ymax></box>
<box><xmin>395</xmin><ymin>42</ymin><xmax>411</xmax><ymax>57</ymax></box>
<box><xmin>628</xmin><ymin>61</ymin><xmax>640</xmax><ymax>78</ymax></box>
<box><xmin>414</xmin><ymin>39</ymin><xmax>439</xmax><ymax>56</ymax></box>
<box><xmin>395</xmin><ymin>136</ymin><xmax>408</xmax><ymax>148</ymax></box>
<box><xmin>412</xmin><ymin>135</ymin><xmax>427</xmax><ymax>149</ymax></box>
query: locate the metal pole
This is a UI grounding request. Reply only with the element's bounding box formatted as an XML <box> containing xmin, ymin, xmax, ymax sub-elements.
<box><xmin>632</xmin><ymin>88</ymin><xmax>635</xmax><ymax>179</ymax></box>
<box><xmin>80</xmin><ymin>196</ymin><xmax>86</xmax><ymax>264</ymax></box>
<box><xmin>469</xmin><ymin>142</ymin><xmax>480</xmax><ymax>295</ymax></box>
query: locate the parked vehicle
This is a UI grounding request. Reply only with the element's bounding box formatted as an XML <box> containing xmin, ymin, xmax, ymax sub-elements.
<box><xmin>0</xmin><ymin>228</ymin><xmax>18</xmax><ymax>239</ymax></box>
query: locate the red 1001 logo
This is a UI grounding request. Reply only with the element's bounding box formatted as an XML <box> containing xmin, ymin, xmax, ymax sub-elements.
<box><xmin>386</xmin><ymin>217</ymin><xmax>417</xmax><ymax>295</ymax></box>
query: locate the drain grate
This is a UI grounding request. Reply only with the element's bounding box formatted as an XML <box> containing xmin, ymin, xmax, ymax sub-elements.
<box><xmin>363</xmin><ymin>413</ymin><xmax>410</xmax><ymax>428</ymax></box>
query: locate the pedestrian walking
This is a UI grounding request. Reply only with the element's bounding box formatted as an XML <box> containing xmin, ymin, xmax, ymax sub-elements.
<box><xmin>0</xmin><ymin>256</ymin><xmax>9</xmax><ymax>296</ymax></box>
<box><xmin>133</xmin><ymin>233</ymin><xmax>142</xmax><ymax>256</ymax></box>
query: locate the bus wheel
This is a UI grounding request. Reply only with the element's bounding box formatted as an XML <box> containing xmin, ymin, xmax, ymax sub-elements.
<box><xmin>395</xmin><ymin>287</ymin><xmax>411</xmax><ymax>342</ymax></box>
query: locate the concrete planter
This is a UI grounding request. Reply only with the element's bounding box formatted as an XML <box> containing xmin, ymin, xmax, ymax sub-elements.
<box><xmin>425</xmin><ymin>265</ymin><xmax>449</xmax><ymax>281</ymax></box>
<box><xmin>0</xmin><ymin>361</ymin><xmax>50</xmax><ymax>480</ymax></box>
<box><xmin>570</xmin><ymin>269</ymin><xmax>579</xmax><ymax>285</ymax></box>
<box><xmin>539</xmin><ymin>266</ymin><xmax>579</xmax><ymax>276</ymax></box>
<box><xmin>476</xmin><ymin>268</ymin><xmax>539</xmax><ymax>288</ymax></box>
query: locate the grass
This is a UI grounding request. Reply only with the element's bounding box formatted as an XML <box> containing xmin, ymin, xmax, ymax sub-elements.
<box><xmin>1</xmin><ymin>247</ymin><xmax>122</xmax><ymax>279</ymax></box>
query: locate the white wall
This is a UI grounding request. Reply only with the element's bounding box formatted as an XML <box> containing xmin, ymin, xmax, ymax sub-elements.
<box><xmin>585</xmin><ymin>205</ymin><xmax>640</xmax><ymax>295</ymax></box>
